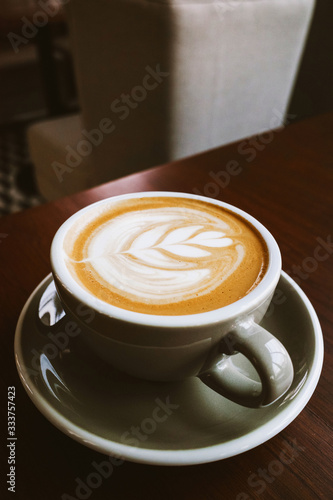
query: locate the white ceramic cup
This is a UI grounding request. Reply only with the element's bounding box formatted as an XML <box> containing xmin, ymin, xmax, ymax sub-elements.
<box><xmin>50</xmin><ymin>192</ymin><xmax>294</xmax><ymax>408</ymax></box>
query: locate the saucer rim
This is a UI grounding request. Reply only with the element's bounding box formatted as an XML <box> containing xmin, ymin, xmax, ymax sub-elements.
<box><xmin>14</xmin><ymin>272</ymin><xmax>324</xmax><ymax>466</ymax></box>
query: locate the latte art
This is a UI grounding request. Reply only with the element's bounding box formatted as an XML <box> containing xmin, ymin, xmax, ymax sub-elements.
<box><xmin>64</xmin><ymin>197</ymin><xmax>268</xmax><ymax>315</ymax></box>
<box><xmin>75</xmin><ymin>210</ymin><xmax>243</xmax><ymax>302</ymax></box>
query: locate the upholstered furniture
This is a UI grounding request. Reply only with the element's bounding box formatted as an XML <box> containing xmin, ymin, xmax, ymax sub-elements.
<box><xmin>28</xmin><ymin>0</ymin><xmax>316</xmax><ymax>200</ymax></box>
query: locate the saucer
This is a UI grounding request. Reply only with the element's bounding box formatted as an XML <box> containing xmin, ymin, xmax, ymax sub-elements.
<box><xmin>14</xmin><ymin>272</ymin><xmax>323</xmax><ymax>465</ymax></box>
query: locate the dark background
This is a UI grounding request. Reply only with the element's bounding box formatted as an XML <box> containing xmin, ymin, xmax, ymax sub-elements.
<box><xmin>288</xmin><ymin>0</ymin><xmax>333</xmax><ymax>121</ymax></box>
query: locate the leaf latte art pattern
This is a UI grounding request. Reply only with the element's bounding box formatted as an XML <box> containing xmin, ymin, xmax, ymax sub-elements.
<box><xmin>70</xmin><ymin>207</ymin><xmax>245</xmax><ymax>304</ymax></box>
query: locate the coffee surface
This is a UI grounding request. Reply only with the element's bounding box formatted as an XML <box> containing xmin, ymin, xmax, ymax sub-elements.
<box><xmin>63</xmin><ymin>197</ymin><xmax>268</xmax><ymax>315</ymax></box>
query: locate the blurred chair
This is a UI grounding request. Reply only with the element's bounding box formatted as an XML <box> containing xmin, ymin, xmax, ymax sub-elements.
<box><xmin>27</xmin><ymin>0</ymin><xmax>315</xmax><ymax>201</ymax></box>
<box><xmin>0</xmin><ymin>0</ymin><xmax>76</xmax><ymax>122</ymax></box>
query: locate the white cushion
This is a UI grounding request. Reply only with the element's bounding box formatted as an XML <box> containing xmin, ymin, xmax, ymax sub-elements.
<box><xmin>28</xmin><ymin>114</ymin><xmax>94</xmax><ymax>201</ymax></box>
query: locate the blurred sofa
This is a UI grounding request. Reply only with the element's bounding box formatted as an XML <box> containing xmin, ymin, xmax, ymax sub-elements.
<box><xmin>27</xmin><ymin>0</ymin><xmax>316</xmax><ymax>200</ymax></box>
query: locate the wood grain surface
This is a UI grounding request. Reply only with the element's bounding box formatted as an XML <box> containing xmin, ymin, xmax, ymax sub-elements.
<box><xmin>0</xmin><ymin>112</ymin><xmax>332</xmax><ymax>500</ymax></box>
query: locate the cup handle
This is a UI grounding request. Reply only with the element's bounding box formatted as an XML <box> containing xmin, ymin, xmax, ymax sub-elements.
<box><xmin>198</xmin><ymin>320</ymin><xmax>294</xmax><ymax>408</ymax></box>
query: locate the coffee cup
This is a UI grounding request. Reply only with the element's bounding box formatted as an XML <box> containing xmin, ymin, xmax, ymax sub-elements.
<box><xmin>50</xmin><ymin>191</ymin><xmax>293</xmax><ymax>408</ymax></box>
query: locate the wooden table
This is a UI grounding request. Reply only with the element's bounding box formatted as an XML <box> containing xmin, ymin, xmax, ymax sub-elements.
<box><xmin>1</xmin><ymin>112</ymin><xmax>332</xmax><ymax>499</ymax></box>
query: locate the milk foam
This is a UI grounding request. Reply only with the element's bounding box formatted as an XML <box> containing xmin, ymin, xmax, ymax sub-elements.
<box><xmin>66</xmin><ymin>206</ymin><xmax>245</xmax><ymax>304</ymax></box>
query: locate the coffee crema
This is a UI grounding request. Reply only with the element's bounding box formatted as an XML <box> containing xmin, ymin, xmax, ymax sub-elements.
<box><xmin>63</xmin><ymin>197</ymin><xmax>268</xmax><ymax>315</ymax></box>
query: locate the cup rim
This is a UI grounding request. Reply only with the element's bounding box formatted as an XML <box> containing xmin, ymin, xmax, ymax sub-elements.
<box><xmin>50</xmin><ymin>191</ymin><xmax>281</xmax><ymax>328</ymax></box>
